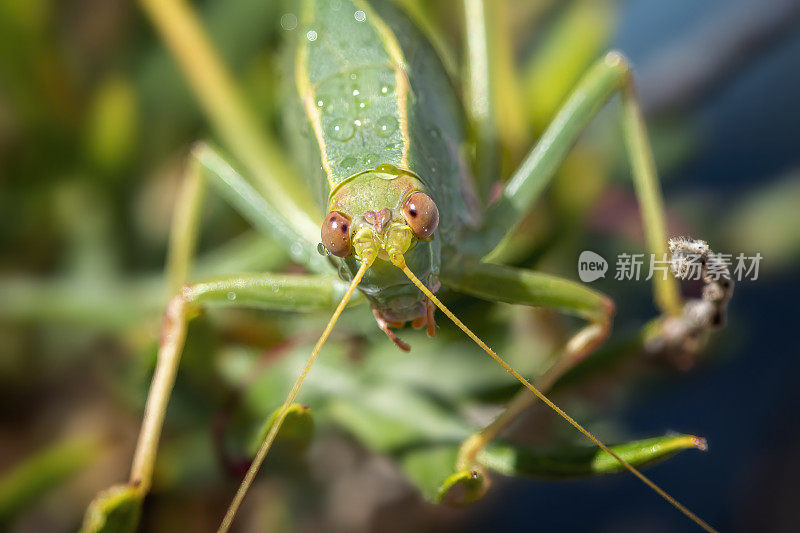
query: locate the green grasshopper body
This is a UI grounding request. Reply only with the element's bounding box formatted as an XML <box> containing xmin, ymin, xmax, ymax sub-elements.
<box><xmin>291</xmin><ymin>0</ymin><xmax>476</xmax><ymax>326</ymax></box>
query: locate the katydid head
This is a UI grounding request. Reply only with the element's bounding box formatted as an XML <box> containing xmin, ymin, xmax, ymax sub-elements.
<box><xmin>320</xmin><ymin>166</ymin><xmax>442</xmax><ymax>328</ymax></box>
<box><xmin>321</xmin><ymin>166</ymin><xmax>439</xmax><ymax>261</ymax></box>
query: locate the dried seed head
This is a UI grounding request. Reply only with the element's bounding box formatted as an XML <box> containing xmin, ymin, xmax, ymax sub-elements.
<box><xmin>650</xmin><ymin>236</ymin><xmax>735</xmax><ymax>367</ymax></box>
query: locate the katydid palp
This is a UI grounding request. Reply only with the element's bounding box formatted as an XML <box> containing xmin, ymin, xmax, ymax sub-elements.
<box><xmin>83</xmin><ymin>1</ymin><xmax>731</xmax><ymax>531</ymax></box>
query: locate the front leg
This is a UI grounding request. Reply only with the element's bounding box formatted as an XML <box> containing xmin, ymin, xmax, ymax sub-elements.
<box><xmin>130</xmin><ymin>272</ymin><xmax>364</xmax><ymax>491</ymax></box>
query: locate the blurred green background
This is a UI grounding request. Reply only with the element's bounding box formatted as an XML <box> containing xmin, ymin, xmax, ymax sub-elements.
<box><xmin>1</xmin><ymin>0</ymin><xmax>799</xmax><ymax>531</ymax></box>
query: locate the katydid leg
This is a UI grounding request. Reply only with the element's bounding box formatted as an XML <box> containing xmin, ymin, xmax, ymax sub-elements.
<box><xmin>138</xmin><ymin>0</ymin><xmax>320</xmax><ymax>242</ymax></box>
<box><xmin>473</xmin><ymin>52</ymin><xmax>681</xmax><ymax>316</ymax></box>
<box><xmin>192</xmin><ymin>143</ymin><xmax>330</xmax><ymax>273</ymax></box>
<box><xmin>129</xmin><ymin>272</ymin><xmax>362</xmax><ymax>491</ymax></box>
<box><xmin>440</xmin><ymin>260</ymin><xmax>614</xmax><ymax>469</ymax></box>
<box><xmin>463</xmin><ymin>0</ymin><xmax>499</xmax><ymax>201</ymax></box>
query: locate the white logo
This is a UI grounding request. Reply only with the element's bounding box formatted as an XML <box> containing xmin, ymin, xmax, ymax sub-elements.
<box><xmin>578</xmin><ymin>251</ymin><xmax>608</xmax><ymax>282</ymax></box>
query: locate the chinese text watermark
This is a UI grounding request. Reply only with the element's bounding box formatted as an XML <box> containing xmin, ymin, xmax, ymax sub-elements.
<box><xmin>578</xmin><ymin>251</ymin><xmax>761</xmax><ymax>282</ymax></box>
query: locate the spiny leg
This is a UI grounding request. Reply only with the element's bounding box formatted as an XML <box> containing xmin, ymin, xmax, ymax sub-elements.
<box><xmin>472</xmin><ymin>51</ymin><xmax>682</xmax><ymax>317</ymax></box>
<box><xmin>439</xmin><ymin>260</ymin><xmax>614</xmax><ymax>469</ymax></box>
<box><xmin>395</xmin><ymin>255</ymin><xmax>715</xmax><ymax>532</ymax></box>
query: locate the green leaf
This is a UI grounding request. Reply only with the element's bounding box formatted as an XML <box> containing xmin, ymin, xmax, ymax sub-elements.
<box><xmin>248</xmin><ymin>403</ymin><xmax>314</xmax><ymax>458</ymax></box>
<box><xmin>399</xmin><ymin>445</ymin><xmax>460</xmax><ymax>502</ymax></box>
<box><xmin>0</xmin><ymin>436</ymin><xmax>100</xmax><ymax>522</ymax></box>
<box><xmin>80</xmin><ymin>484</ymin><xmax>143</xmax><ymax>533</ymax></box>
<box><xmin>328</xmin><ymin>385</ymin><xmax>470</xmax><ymax>453</ymax></box>
<box><xmin>478</xmin><ymin>434</ymin><xmax>707</xmax><ymax>479</ymax></box>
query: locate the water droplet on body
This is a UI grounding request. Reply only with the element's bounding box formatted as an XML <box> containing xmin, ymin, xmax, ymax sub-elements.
<box><xmin>280</xmin><ymin>13</ymin><xmax>297</xmax><ymax>31</ymax></box>
<box><xmin>374</xmin><ymin>163</ymin><xmax>404</xmax><ymax>175</ymax></box>
<box><xmin>338</xmin><ymin>263</ymin><xmax>351</xmax><ymax>280</ymax></box>
<box><xmin>375</xmin><ymin>115</ymin><xmax>398</xmax><ymax>137</ymax></box>
<box><xmin>317</xmin><ymin>242</ymin><xmax>331</xmax><ymax>257</ymax></box>
<box><xmin>290</xmin><ymin>241</ymin><xmax>305</xmax><ymax>260</ymax></box>
<box><xmin>340</xmin><ymin>156</ymin><xmax>357</xmax><ymax>169</ymax></box>
<box><xmin>328</xmin><ymin>119</ymin><xmax>354</xmax><ymax>141</ymax></box>
<box><xmin>354</xmin><ymin>10</ymin><xmax>366</xmax><ymax>22</ymax></box>
<box><xmin>306</xmin><ymin>30</ymin><xmax>318</xmax><ymax>42</ymax></box>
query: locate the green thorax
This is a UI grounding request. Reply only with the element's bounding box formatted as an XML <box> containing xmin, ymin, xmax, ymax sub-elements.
<box><xmin>296</xmin><ymin>0</ymin><xmax>406</xmax><ymax>189</ymax></box>
<box><xmin>291</xmin><ymin>0</ymin><xmax>479</xmax><ymax>245</ymax></box>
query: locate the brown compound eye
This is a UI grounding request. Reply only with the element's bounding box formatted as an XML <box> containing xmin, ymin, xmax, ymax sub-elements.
<box><xmin>321</xmin><ymin>211</ymin><xmax>352</xmax><ymax>257</ymax></box>
<box><xmin>402</xmin><ymin>192</ymin><xmax>439</xmax><ymax>239</ymax></box>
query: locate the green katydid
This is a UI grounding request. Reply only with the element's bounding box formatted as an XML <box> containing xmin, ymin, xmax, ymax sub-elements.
<box><xmin>83</xmin><ymin>0</ymin><xmax>731</xmax><ymax>531</ymax></box>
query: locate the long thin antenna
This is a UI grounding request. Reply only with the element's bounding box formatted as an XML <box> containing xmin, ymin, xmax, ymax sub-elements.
<box><xmin>393</xmin><ymin>255</ymin><xmax>716</xmax><ymax>533</ymax></box>
<box><xmin>218</xmin><ymin>255</ymin><xmax>375</xmax><ymax>533</ymax></box>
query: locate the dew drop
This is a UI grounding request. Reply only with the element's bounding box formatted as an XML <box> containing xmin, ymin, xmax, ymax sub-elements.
<box><xmin>355</xmin><ymin>96</ymin><xmax>370</xmax><ymax>109</ymax></box>
<box><xmin>280</xmin><ymin>13</ymin><xmax>297</xmax><ymax>31</ymax></box>
<box><xmin>380</xmin><ymin>82</ymin><xmax>395</xmax><ymax>95</ymax></box>
<box><xmin>374</xmin><ymin>163</ymin><xmax>403</xmax><ymax>175</ymax></box>
<box><xmin>375</xmin><ymin>115</ymin><xmax>398</xmax><ymax>137</ymax></box>
<box><xmin>364</xmin><ymin>153</ymin><xmax>379</xmax><ymax>166</ymax></box>
<box><xmin>429</xmin><ymin>127</ymin><xmax>441</xmax><ymax>138</ymax></box>
<box><xmin>227</xmin><ymin>291</ymin><xmax>237</xmax><ymax>301</ymax></box>
<box><xmin>327</xmin><ymin>118</ymin><xmax>354</xmax><ymax>141</ymax></box>
<box><xmin>354</xmin><ymin>10</ymin><xmax>366</xmax><ymax>22</ymax></box>
<box><xmin>317</xmin><ymin>242</ymin><xmax>331</xmax><ymax>257</ymax></box>
<box><xmin>306</xmin><ymin>30</ymin><xmax>318</xmax><ymax>42</ymax></box>
<box><xmin>340</xmin><ymin>156</ymin><xmax>357</xmax><ymax>169</ymax></box>
<box><xmin>290</xmin><ymin>241</ymin><xmax>305</xmax><ymax>259</ymax></box>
